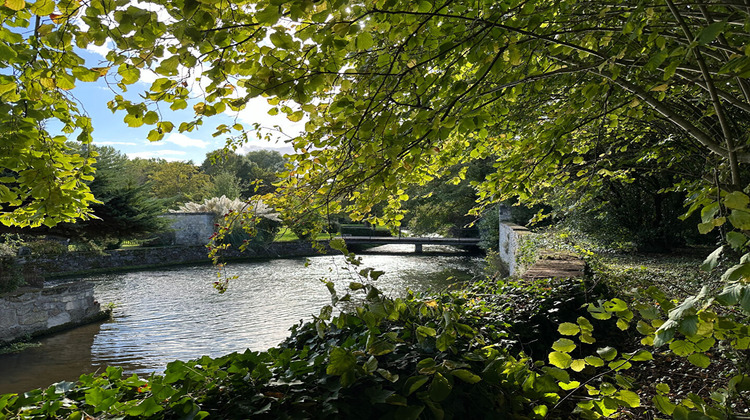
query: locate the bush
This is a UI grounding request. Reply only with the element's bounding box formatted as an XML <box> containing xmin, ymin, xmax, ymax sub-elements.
<box><xmin>25</xmin><ymin>240</ymin><xmax>67</xmax><ymax>256</ymax></box>
<box><xmin>0</xmin><ymin>243</ymin><xmax>23</xmax><ymax>293</ymax></box>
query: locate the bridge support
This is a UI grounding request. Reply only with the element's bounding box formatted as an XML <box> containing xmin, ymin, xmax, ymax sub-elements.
<box><xmin>415</xmin><ymin>244</ymin><xmax>423</xmax><ymax>254</ymax></box>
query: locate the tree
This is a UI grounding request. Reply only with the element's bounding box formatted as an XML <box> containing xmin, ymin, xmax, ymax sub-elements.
<box><xmin>4</xmin><ymin>1</ymin><xmax>750</xmax><ymax>267</ymax></box>
<box><xmin>201</xmin><ymin>149</ymin><xmax>284</xmax><ymax>196</ymax></box>
<box><xmin>0</xmin><ymin>146</ymin><xmax>167</xmax><ymax>244</ymax></box>
<box><xmin>148</xmin><ymin>161</ymin><xmax>212</xmax><ymax>205</ymax></box>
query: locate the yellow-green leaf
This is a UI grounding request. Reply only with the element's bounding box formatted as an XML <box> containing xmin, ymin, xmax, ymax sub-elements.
<box><xmin>558</xmin><ymin>322</ymin><xmax>580</xmax><ymax>336</ymax></box>
<box><xmin>548</xmin><ymin>351</ymin><xmax>572</xmax><ymax>369</ymax></box>
<box><xmin>552</xmin><ymin>338</ymin><xmax>576</xmax><ymax>352</ymax></box>
<box><xmin>4</xmin><ymin>0</ymin><xmax>25</xmax><ymax>11</ymax></box>
<box><xmin>570</xmin><ymin>359</ymin><xmax>586</xmax><ymax>372</ymax></box>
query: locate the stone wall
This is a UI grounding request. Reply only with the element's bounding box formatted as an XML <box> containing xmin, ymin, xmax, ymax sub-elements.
<box><xmin>19</xmin><ymin>241</ymin><xmax>334</xmax><ymax>280</ymax></box>
<box><xmin>161</xmin><ymin>212</ymin><xmax>216</xmax><ymax>246</ymax></box>
<box><xmin>497</xmin><ymin>223</ymin><xmax>530</xmax><ymax>277</ymax></box>
<box><xmin>0</xmin><ymin>282</ymin><xmax>103</xmax><ymax>345</ymax></box>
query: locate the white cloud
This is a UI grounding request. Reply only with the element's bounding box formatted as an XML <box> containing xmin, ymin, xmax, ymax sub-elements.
<box><xmin>127</xmin><ymin>150</ymin><xmax>188</xmax><ymax>160</ymax></box>
<box><xmin>163</xmin><ymin>133</ymin><xmax>209</xmax><ymax>148</ymax></box>
<box><xmin>95</xmin><ymin>141</ymin><xmax>138</xmax><ymax>146</ymax></box>
<box><xmin>233</xmin><ymin>96</ymin><xmax>307</xmax><ymax>141</ymax></box>
<box><xmin>86</xmin><ymin>40</ymin><xmax>113</xmax><ymax>59</ymax></box>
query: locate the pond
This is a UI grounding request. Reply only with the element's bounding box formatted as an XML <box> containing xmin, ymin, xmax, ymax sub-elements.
<box><xmin>0</xmin><ymin>246</ymin><xmax>485</xmax><ymax>394</ymax></box>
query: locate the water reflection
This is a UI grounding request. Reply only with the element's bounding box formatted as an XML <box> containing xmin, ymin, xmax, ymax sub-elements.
<box><xmin>0</xmin><ymin>248</ymin><xmax>483</xmax><ymax>394</ymax></box>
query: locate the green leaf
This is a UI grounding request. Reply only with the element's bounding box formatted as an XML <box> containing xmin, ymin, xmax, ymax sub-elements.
<box><xmin>687</xmin><ymin>352</ymin><xmax>710</xmax><ymax>368</ymax></box>
<box><xmin>287</xmin><ymin>110</ymin><xmax>304</xmax><ymax>122</ymax></box>
<box><xmin>725</xmin><ymin>191</ymin><xmax>750</xmax><ymax>209</ymax></box>
<box><xmin>552</xmin><ymin>338</ymin><xmax>576</xmax><ymax>352</ymax></box>
<box><xmin>118</xmin><ymin>64</ymin><xmax>140</xmax><ymax>85</ymax></box>
<box><xmin>696</xmin><ymin>22</ymin><xmax>725</xmax><ymax>45</ymax></box>
<box><xmin>722</xmin><ymin>262</ymin><xmax>750</xmax><ymax>282</ymax></box>
<box><xmin>729</xmin><ymin>209</ymin><xmax>750</xmax><ymax>230</ymax></box>
<box><xmin>256</xmin><ymin>5</ymin><xmax>280</xmax><ymax>24</ymax></box>
<box><xmin>0</xmin><ymin>81</ymin><xmax>16</xmax><ymax>96</ymax></box>
<box><xmin>125</xmin><ymin>397</ymin><xmax>164</xmax><ymax>416</ymax></box>
<box><xmin>356</xmin><ymin>32</ymin><xmax>374</xmax><ymax>50</ymax></box>
<box><xmin>597</xmin><ymin>347</ymin><xmax>617</xmax><ymax>361</ymax></box>
<box><xmin>616</xmin><ymin>390</ymin><xmax>640</xmax><ymax>408</ymax></box>
<box><xmin>570</xmin><ymin>359</ymin><xmax>586</xmax><ymax>372</ymax></box>
<box><xmin>653</xmin><ymin>395</ymin><xmax>676</xmax><ymax>415</ymax></box>
<box><xmin>626</xmin><ymin>349</ymin><xmax>653</xmax><ymax>362</ymax></box>
<box><xmin>655</xmin><ymin>383</ymin><xmax>670</xmax><ymax>395</ymax></box>
<box><xmin>584</xmin><ymin>356</ymin><xmax>604</xmax><ymax>367</ymax></box>
<box><xmin>701</xmin><ymin>246</ymin><xmax>723</xmax><ymax>271</ymax></box>
<box><xmin>548</xmin><ymin>351</ymin><xmax>572</xmax><ymax>369</ymax></box>
<box><xmin>559</xmin><ymin>380</ymin><xmax>580</xmax><ymax>391</ymax></box>
<box><xmin>727</xmin><ymin>232</ymin><xmax>748</xmax><ymax>250</ymax></box>
<box><xmin>558</xmin><ymin>322</ymin><xmax>580</xmax><ymax>336</ymax></box>
<box><xmin>404</xmin><ymin>375</ymin><xmax>430</xmax><ymax>396</ymax></box>
<box><xmin>143</xmin><ymin>111</ymin><xmax>159</xmax><ymax>125</ymax></box>
<box><xmin>124</xmin><ymin>113</ymin><xmax>144</xmax><ymax>128</ymax></box>
<box><xmin>669</xmin><ymin>340</ymin><xmax>695</xmax><ymax>357</ymax></box>
<box><xmin>451</xmin><ymin>369</ymin><xmax>481</xmax><ymax>384</ymax></box>
<box><xmin>429</xmin><ymin>373</ymin><xmax>452</xmax><ymax>402</ymax></box>
<box><xmin>72</xmin><ymin>67</ymin><xmax>101</xmax><ymax>82</ymax></box>
<box><xmin>157</xmin><ymin>56</ymin><xmax>180</xmax><ymax>75</ymax></box>
<box><xmin>616</xmin><ymin>318</ymin><xmax>629</xmax><ymax>331</ymax></box>
<box><xmin>30</xmin><ymin>0</ymin><xmax>54</xmax><ymax>15</ymax></box>
<box><xmin>326</xmin><ymin>347</ymin><xmax>356</xmax><ymax>376</ymax></box>
<box><xmin>677</xmin><ymin>315</ymin><xmax>699</xmax><ymax>337</ymax></box>
<box><xmin>416</xmin><ymin>326</ymin><xmax>436</xmax><ymax>337</ymax></box>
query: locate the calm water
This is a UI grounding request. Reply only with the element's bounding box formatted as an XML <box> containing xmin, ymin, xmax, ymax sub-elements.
<box><xmin>0</xmin><ymin>246</ymin><xmax>484</xmax><ymax>394</ymax></box>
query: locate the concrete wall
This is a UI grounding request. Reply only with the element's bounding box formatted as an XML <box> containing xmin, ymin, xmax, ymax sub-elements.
<box><xmin>162</xmin><ymin>213</ymin><xmax>216</xmax><ymax>246</ymax></box>
<box><xmin>498</xmin><ymin>223</ymin><xmax>530</xmax><ymax>277</ymax></box>
<box><xmin>0</xmin><ymin>282</ymin><xmax>102</xmax><ymax>345</ymax></box>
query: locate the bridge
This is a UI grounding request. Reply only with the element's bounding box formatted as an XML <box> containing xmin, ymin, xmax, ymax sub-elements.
<box><xmin>338</xmin><ymin>235</ymin><xmax>482</xmax><ymax>253</ymax></box>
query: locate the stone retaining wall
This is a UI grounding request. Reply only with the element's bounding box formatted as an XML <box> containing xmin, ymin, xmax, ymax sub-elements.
<box><xmin>20</xmin><ymin>241</ymin><xmax>334</xmax><ymax>280</ymax></box>
<box><xmin>498</xmin><ymin>223</ymin><xmax>530</xmax><ymax>277</ymax></box>
<box><xmin>0</xmin><ymin>282</ymin><xmax>103</xmax><ymax>345</ymax></box>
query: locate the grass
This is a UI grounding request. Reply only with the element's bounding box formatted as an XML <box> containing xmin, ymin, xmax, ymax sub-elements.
<box><xmin>0</xmin><ymin>340</ymin><xmax>41</xmax><ymax>355</ymax></box>
<box><xmin>273</xmin><ymin>229</ymin><xmax>338</xmax><ymax>242</ymax></box>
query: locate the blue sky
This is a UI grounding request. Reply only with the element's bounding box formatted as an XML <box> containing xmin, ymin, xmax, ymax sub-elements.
<box><xmin>61</xmin><ymin>47</ymin><xmax>303</xmax><ymax>164</ymax></box>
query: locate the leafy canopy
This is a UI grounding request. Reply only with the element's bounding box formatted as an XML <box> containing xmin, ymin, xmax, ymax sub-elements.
<box><xmin>3</xmin><ymin>0</ymin><xmax>750</xmax><ymax>231</ymax></box>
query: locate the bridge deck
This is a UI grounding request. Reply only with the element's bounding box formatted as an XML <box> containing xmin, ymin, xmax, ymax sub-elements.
<box><xmin>339</xmin><ymin>236</ymin><xmax>481</xmax><ymax>246</ymax></box>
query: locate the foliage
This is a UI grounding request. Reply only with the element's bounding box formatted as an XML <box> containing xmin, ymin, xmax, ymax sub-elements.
<box><xmin>202</xmin><ymin>150</ymin><xmax>286</xmax><ymax>197</ymax></box>
<box><xmin>560</xmin><ymin>172</ymin><xmax>712</xmax><ymax>252</ymax></box>
<box><xmin>0</xmin><ymin>240</ymin><xmax>597</xmax><ymax>419</ymax></box>
<box><xmin>402</xmin><ymin>160</ymin><xmax>492</xmax><ymax>237</ymax></box>
<box><xmin>0</xmin><ymin>242</ymin><xmax>22</xmax><ymax>293</ymax></box>
<box><xmin>1</xmin><ymin>0</ymin><xmax>746</xmax><ymax>230</ymax></box>
<box><xmin>43</xmin><ymin>146</ymin><xmax>168</xmax><ymax>244</ymax></box>
<box><xmin>207</xmin><ymin>171</ymin><xmax>243</xmax><ymax>200</ymax></box>
<box><xmin>24</xmin><ymin>239</ymin><xmax>67</xmax><ymax>256</ymax></box>
<box><xmin>149</xmin><ymin>161</ymin><xmax>212</xmax><ymax>206</ymax></box>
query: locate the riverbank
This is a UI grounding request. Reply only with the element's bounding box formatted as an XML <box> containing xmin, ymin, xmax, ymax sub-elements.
<box><xmin>0</xmin><ymin>250</ymin><xmax>486</xmax><ymax>394</ymax></box>
<box><xmin>3</xmin><ymin>234</ymin><xmax>735</xmax><ymax>418</ymax></box>
<box><xmin>0</xmin><ymin>282</ymin><xmax>111</xmax><ymax>346</ymax></box>
<box><xmin>19</xmin><ymin>241</ymin><xmax>336</xmax><ymax>283</ymax></box>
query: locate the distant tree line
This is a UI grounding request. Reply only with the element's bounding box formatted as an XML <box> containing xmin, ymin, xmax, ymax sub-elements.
<box><xmin>0</xmin><ymin>146</ymin><xmax>286</xmax><ymax>248</ymax></box>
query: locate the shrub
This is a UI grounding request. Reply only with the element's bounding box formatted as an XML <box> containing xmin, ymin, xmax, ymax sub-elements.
<box><xmin>25</xmin><ymin>240</ymin><xmax>67</xmax><ymax>256</ymax></box>
<box><xmin>0</xmin><ymin>243</ymin><xmax>23</xmax><ymax>293</ymax></box>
